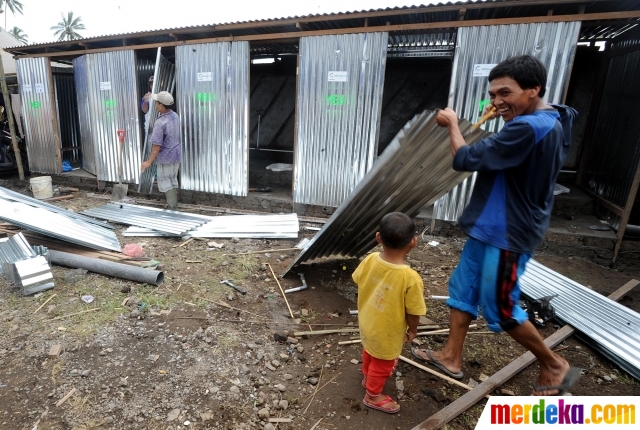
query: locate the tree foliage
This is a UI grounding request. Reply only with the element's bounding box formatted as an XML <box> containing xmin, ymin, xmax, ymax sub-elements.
<box><xmin>0</xmin><ymin>0</ymin><xmax>24</xmax><ymax>16</ymax></box>
<box><xmin>50</xmin><ymin>11</ymin><xmax>86</xmax><ymax>42</ymax></box>
<box><xmin>8</xmin><ymin>26</ymin><xmax>27</xmax><ymax>44</ymax></box>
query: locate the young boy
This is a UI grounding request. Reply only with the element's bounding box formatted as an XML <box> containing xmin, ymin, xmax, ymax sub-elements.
<box><xmin>352</xmin><ymin>212</ymin><xmax>426</xmax><ymax>414</ymax></box>
<box><xmin>412</xmin><ymin>55</ymin><xmax>580</xmax><ymax>395</ymax></box>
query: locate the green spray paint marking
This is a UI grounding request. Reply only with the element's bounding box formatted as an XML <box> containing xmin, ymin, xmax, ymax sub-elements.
<box><xmin>30</xmin><ymin>101</ymin><xmax>41</xmax><ymax>109</ymax></box>
<box><xmin>326</xmin><ymin>94</ymin><xmax>346</xmax><ymax>106</ymax></box>
<box><xmin>197</xmin><ymin>92</ymin><xmax>215</xmax><ymax>103</ymax></box>
<box><xmin>104</xmin><ymin>99</ymin><xmax>117</xmax><ymax>108</ymax></box>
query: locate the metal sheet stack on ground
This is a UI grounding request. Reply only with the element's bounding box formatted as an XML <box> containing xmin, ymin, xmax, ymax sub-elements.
<box><xmin>82</xmin><ymin>50</ymin><xmax>142</xmax><ymax>183</ymax></box>
<box><xmin>15</xmin><ymin>57</ymin><xmax>61</xmax><ymax>174</ymax></box>
<box><xmin>0</xmin><ymin>233</ymin><xmax>36</xmax><ymax>274</ymax></box>
<box><xmin>138</xmin><ymin>49</ymin><xmax>177</xmax><ymax>194</ymax></box>
<box><xmin>73</xmin><ymin>55</ymin><xmax>97</xmax><ymax>175</ymax></box>
<box><xmin>176</xmin><ymin>41</ymin><xmax>249</xmax><ymax>196</ymax></box>
<box><xmin>122</xmin><ymin>213</ymin><xmax>299</xmax><ymax>238</ymax></box>
<box><xmin>520</xmin><ymin>259</ymin><xmax>640</xmax><ymax>380</ymax></box>
<box><xmin>285</xmin><ymin>110</ymin><xmax>490</xmax><ymax>273</ymax></box>
<box><xmin>294</xmin><ymin>32</ymin><xmax>388</xmax><ymax>207</ymax></box>
<box><xmin>433</xmin><ymin>21</ymin><xmax>581</xmax><ymax>222</ymax></box>
<box><xmin>0</xmin><ymin>185</ymin><xmax>113</xmax><ymax>229</ymax></box>
<box><xmin>11</xmin><ymin>256</ymin><xmax>54</xmax><ymax>296</ymax></box>
<box><xmin>82</xmin><ymin>202</ymin><xmax>211</xmax><ymax>235</ymax></box>
<box><xmin>0</xmin><ymin>201</ymin><xmax>121</xmax><ymax>252</ymax></box>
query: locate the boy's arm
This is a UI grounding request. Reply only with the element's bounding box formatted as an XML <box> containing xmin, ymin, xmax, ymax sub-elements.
<box><xmin>405</xmin><ymin>313</ymin><xmax>421</xmax><ymax>343</ymax></box>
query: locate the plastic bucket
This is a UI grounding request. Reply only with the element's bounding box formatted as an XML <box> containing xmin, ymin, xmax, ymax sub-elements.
<box><xmin>30</xmin><ymin>176</ymin><xmax>53</xmax><ymax>200</ymax></box>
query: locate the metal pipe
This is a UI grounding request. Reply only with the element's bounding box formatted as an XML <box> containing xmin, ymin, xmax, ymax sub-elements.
<box><xmin>626</xmin><ymin>224</ymin><xmax>640</xmax><ymax>237</ymax></box>
<box><xmin>49</xmin><ymin>250</ymin><xmax>164</xmax><ymax>286</ymax></box>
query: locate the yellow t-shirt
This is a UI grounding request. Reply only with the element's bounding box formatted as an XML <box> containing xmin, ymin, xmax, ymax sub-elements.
<box><xmin>352</xmin><ymin>252</ymin><xmax>427</xmax><ymax>360</ymax></box>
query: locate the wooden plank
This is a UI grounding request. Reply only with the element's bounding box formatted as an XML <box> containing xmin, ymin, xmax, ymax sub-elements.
<box><xmin>399</xmin><ymin>355</ymin><xmax>485</xmax><ymax>395</ymax></box>
<box><xmin>412</xmin><ymin>279</ymin><xmax>639</xmax><ymax>430</ymax></box>
<box><xmin>295</xmin><ymin>325</ymin><xmax>439</xmax><ymax>337</ymax></box>
<box><xmin>55</xmin><ymin>388</ymin><xmax>76</xmax><ymax>407</ymax></box>
<box><xmin>578</xmin><ymin>186</ymin><xmax>625</xmax><ymax>217</ymax></box>
<box><xmin>14</xmin><ymin>11</ymin><xmax>640</xmax><ymax>59</ymax></box>
<box><xmin>612</xmin><ymin>162</ymin><xmax>640</xmax><ymax>263</ymax></box>
<box><xmin>42</xmin><ymin>195</ymin><xmax>74</xmax><ymax>202</ymax></box>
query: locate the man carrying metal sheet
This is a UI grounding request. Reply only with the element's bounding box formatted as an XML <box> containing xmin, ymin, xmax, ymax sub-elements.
<box><xmin>412</xmin><ymin>55</ymin><xmax>580</xmax><ymax>396</ymax></box>
<box><xmin>140</xmin><ymin>91</ymin><xmax>181</xmax><ymax>210</ymax></box>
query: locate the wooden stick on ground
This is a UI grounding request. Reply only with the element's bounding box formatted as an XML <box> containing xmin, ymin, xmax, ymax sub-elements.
<box><xmin>309</xmin><ymin>418</ymin><xmax>323</xmax><ymax>430</ymax></box>
<box><xmin>197</xmin><ymin>297</ymin><xmax>265</xmax><ymax>319</ymax></box>
<box><xmin>266</xmin><ymin>263</ymin><xmax>294</xmax><ymax>319</ymax></box>
<box><xmin>303</xmin><ymin>367</ymin><xmax>324</xmax><ymax>415</ymax></box>
<box><xmin>175</xmin><ymin>238</ymin><xmax>194</xmax><ymax>248</ymax></box>
<box><xmin>399</xmin><ymin>355</ymin><xmax>487</xmax><ymax>397</ymax></box>
<box><xmin>47</xmin><ymin>308</ymin><xmax>99</xmax><ymax>321</ymax></box>
<box><xmin>412</xmin><ymin>279</ymin><xmax>640</xmax><ymax>430</ymax></box>
<box><xmin>227</xmin><ymin>248</ymin><xmax>300</xmax><ymax>256</ymax></box>
<box><xmin>34</xmin><ymin>293</ymin><xmax>57</xmax><ymax>314</ymax></box>
<box><xmin>55</xmin><ymin>388</ymin><xmax>76</xmax><ymax>407</ymax></box>
<box><xmin>299</xmin><ymin>325</ymin><xmax>440</xmax><ymax>338</ymax></box>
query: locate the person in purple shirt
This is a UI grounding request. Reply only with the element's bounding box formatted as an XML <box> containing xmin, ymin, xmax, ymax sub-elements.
<box><xmin>140</xmin><ymin>91</ymin><xmax>181</xmax><ymax>210</ymax></box>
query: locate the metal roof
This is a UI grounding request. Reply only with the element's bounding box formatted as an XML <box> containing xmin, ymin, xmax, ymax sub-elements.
<box><xmin>6</xmin><ymin>1</ymin><xmax>640</xmax><ymax>58</ymax></box>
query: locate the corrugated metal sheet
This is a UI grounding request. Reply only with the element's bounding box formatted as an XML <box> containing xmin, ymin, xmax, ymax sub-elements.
<box><xmin>12</xmin><ymin>255</ymin><xmax>55</xmax><ymax>296</ymax></box>
<box><xmin>520</xmin><ymin>260</ymin><xmax>640</xmax><ymax>380</ymax></box>
<box><xmin>53</xmin><ymin>69</ymin><xmax>81</xmax><ymax>162</ymax></box>
<box><xmin>433</xmin><ymin>21</ymin><xmax>581</xmax><ymax>221</ymax></box>
<box><xmin>123</xmin><ymin>213</ymin><xmax>299</xmax><ymax>238</ymax></box>
<box><xmin>177</xmin><ymin>41</ymin><xmax>249</xmax><ymax>196</ymax></box>
<box><xmin>387</xmin><ymin>32</ymin><xmax>455</xmax><ymax>57</ymax></box>
<box><xmin>15</xmin><ymin>57</ymin><xmax>61</xmax><ymax>174</ymax></box>
<box><xmin>286</xmin><ymin>110</ymin><xmax>490</xmax><ymax>273</ymax></box>
<box><xmin>84</xmin><ymin>50</ymin><xmax>142</xmax><ymax>183</ymax></box>
<box><xmin>0</xmin><ymin>233</ymin><xmax>36</xmax><ymax>275</ymax></box>
<box><xmin>82</xmin><ymin>202</ymin><xmax>210</xmax><ymax>235</ymax></box>
<box><xmin>582</xmin><ymin>46</ymin><xmax>640</xmax><ymax>208</ymax></box>
<box><xmin>73</xmin><ymin>55</ymin><xmax>97</xmax><ymax>174</ymax></box>
<box><xmin>138</xmin><ymin>49</ymin><xmax>177</xmax><ymax>194</ymax></box>
<box><xmin>0</xmin><ymin>201</ymin><xmax>121</xmax><ymax>252</ymax></box>
<box><xmin>294</xmin><ymin>32</ymin><xmax>388</xmax><ymax>207</ymax></box>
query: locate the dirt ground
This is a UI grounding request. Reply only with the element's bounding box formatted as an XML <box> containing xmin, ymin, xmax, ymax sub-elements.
<box><xmin>0</xmin><ymin>182</ymin><xmax>639</xmax><ymax>430</ymax></box>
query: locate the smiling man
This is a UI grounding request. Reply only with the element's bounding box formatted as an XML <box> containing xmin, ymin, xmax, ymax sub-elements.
<box><xmin>412</xmin><ymin>55</ymin><xmax>580</xmax><ymax>396</ymax></box>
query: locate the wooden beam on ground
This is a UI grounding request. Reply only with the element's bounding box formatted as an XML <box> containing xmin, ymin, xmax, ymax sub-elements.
<box><xmin>578</xmin><ymin>186</ymin><xmax>625</xmax><ymax>217</ymax></box>
<box><xmin>411</xmin><ymin>279</ymin><xmax>639</xmax><ymax>430</ymax></box>
<box><xmin>13</xmin><ymin>10</ymin><xmax>640</xmax><ymax>59</ymax></box>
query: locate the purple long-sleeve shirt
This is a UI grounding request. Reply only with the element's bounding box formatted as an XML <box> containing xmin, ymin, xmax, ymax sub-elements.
<box><xmin>150</xmin><ymin>110</ymin><xmax>181</xmax><ymax>164</ymax></box>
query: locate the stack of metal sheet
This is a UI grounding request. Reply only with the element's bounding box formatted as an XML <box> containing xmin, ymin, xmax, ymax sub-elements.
<box><xmin>122</xmin><ymin>213</ymin><xmax>300</xmax><ymax>239</ymax></box>
<box><xmin>82</xmin><ymin>203</ymin><xmax>211</xmax><ymax>236</ymax></box>
<box><xmin>0</xmin><ymin>233</ymin><xmax>36</xmax><ymax>274</ymax></box>
<box><xmin>0</xmin><ymin>233</ymin><xmax>55</xmax><ymax>296</ymax></box>
<box><xmin>285</xmin><ymin>110</ymin><xmax>490</xmax><ymax>273</ymax></box>
<box><xmin>520</xmin><ymin>260</ymin><xmax>640</xmax><ymax>380</ymax></box>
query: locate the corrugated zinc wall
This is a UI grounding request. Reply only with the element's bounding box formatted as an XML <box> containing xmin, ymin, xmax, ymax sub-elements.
<box><xmin>176</xmin><ymin>42</ymin><xmax>249</xmax><ymax>196</ymax></box>
<box><xmin>583</xmin><ymin>43</ymin><xmax>640</xmax><ymax>210</ymax></box>
<box><xmin>138</xmin><ymin>49</ymin><xmax>176</xmax><ymax>194</ymax></box>
<box><xmin>294</xmin><ymin>32</ymin><xmax>388</xmax><ymax>207</ymax></box>
<box><xmin>73</xmin><ymin>56</ymin><xmax>97</xmax><ymax>174</ymax></box>
<box><xmin>53</xmin><ymin>69</ymin><xmax>81</xmax><ymax>162</ymax></box>
<box><xmin>85</xmin><ymin>50</ymin><xmax>141</xmax><ymax>183</ymax></box>
<box><xmin>15</xmin><ymin>57</ymin><xmax>61</xmax><ymax>174</ymax></box>
<box><xmin>433</xmin><ymin>22</ymin><xmax>581</xmax><ymax>221</ymax></box>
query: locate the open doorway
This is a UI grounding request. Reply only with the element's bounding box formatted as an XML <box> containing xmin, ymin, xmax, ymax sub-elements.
<box><xmin>248</xmin><ymin>55</ymin><xmax>297</xmax><ymax>197</ymax></box>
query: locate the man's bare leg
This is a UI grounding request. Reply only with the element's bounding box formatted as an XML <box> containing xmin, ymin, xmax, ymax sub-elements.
<box><xmin>413</xmin><ymin>308</ymin><xmax>473</xmax><ymax>373</ymax></box>
<box><xmin>506</xmin><ymin>320</ymin><xmax>571</xmax><ymax>395</ymax></box>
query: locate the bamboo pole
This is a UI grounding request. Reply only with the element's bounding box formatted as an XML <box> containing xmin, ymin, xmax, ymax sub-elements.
<box><xmin>266</xmin><ymin>263</ymin><xmax>294</xmax><ymax>319</ymax></box>
<box><xmin>34</xmin><ymin>293</ymin><xmax>57</xmax><ymax>314</ymax></box>
<box><xmin>0</xmin><ymin>51</ymin><xmax>24</xmax><ymax>180</ymax></box>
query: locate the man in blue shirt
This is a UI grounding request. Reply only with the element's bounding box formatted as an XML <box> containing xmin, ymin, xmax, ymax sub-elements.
<box><xmin>140</xmin><ymin>91</ymin><xmax>181</xmax><ymax>210</ymax></box>
<box><xmin>412</xmin><ymin>56</ymin><xmax>580</xmax><ymax>396</ymax></box>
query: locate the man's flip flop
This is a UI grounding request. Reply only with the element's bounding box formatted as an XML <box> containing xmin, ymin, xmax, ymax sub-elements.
<box><xmin>362</xmin><ymin>394</ymin><xmax>400</xmax><ymax>414</ymax></box>
<box><xmin>532</xmin><ymin>367</ymin><xmax>582</xmax><ymax>396</ymax></box>
<box><xmin>411</xmin><ymin>347</ymin><xmax>464</xmax><ymax>379</ymax></box>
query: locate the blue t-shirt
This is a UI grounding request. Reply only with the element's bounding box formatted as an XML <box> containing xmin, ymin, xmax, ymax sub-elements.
<box><xmin>453</xmin><ymin>104</ymin><xmax>578</xmax><ymax>253</ymax></box>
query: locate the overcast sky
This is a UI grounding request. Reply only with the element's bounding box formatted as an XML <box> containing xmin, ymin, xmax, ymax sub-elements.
<box><xmin>3</xmin><ymin>0</ymin><xmax>445</xmax><ymax>45</ymax></box>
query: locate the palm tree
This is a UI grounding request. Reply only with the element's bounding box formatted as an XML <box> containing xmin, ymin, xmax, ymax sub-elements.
<box><xmin>50</xmin><ymin>12</ymin><xmax>86</xmax><ymax>42</ymax></box>
<box><xmin>8</xmin><ymin>26</ymin><xmax>27</xmax><ymax>44</ymax></box>
<box><xmin>0</xmin><ymin>0</ymin><xmax>24</xmax><ymax>30</ymax></box>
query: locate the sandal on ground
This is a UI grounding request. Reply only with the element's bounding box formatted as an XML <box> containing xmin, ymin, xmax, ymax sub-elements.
<box><xmin>362</xmin><ymin>394</ymin><xmax>400</xmax><ymax>414</ymax></box>
<box><xmin>532</xmin><ymin>367</ymin><xmax>582</xmax><ymax>396</ymax></box>
<box><xmin>411</xmin><ymin>347</ymin><xmax>464</xmax><ymax>379</ymax></box>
